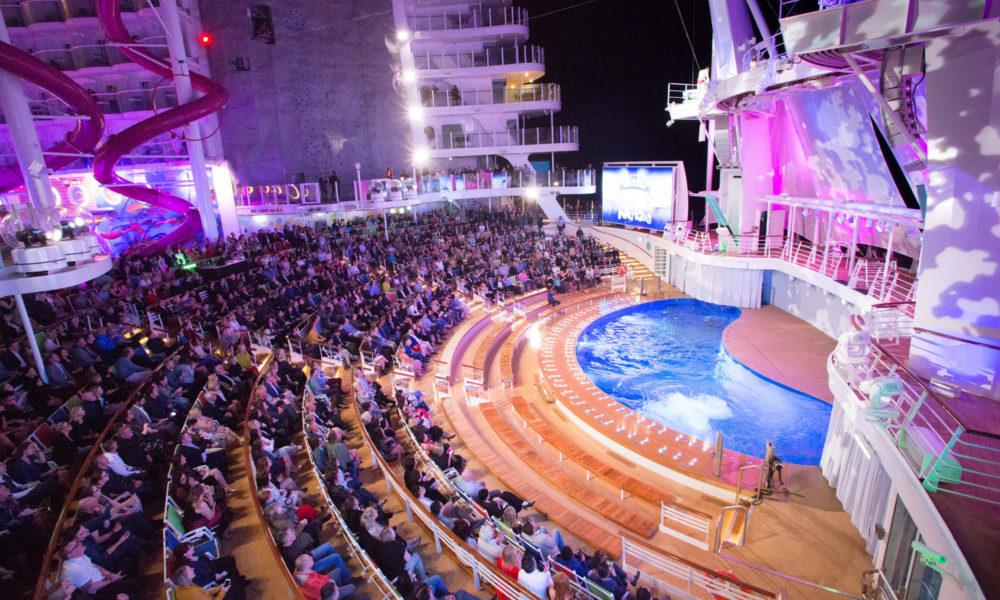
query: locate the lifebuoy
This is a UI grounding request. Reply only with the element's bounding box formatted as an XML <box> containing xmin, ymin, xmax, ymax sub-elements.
<box><xmin>616</xmin><ymin>263</ymin><xmax>628</xmax><ymax>276</ymax></box>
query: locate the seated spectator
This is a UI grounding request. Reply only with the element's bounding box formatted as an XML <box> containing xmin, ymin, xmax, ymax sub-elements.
<box><xmin>293</xmin><ymin>554</ymin><xmax>356</xmax><ymax>600</ymax></box>
<box><xmin>517</xmin><ymin>554</ymin><xmax>553</xmax><ymax>600</ymax></box>
<box><xmin>59</xmin><ymin>539</ymin><xmax>138</xmax><ymax>599</ymax></box>
<box><xmin>171</xmin><ymin>564</ymin><xmax>235</xmax><ymax>600</ymax></box>
<box><xmin>114</xmin><ymin>347</ymin><xmax>150</xmax><ymax>383</ymax></box>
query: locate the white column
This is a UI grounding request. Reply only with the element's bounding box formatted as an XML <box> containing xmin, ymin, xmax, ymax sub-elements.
<box><xmin>847</xmin><ymin>215</ymin><xmax>859</xmax><ymax>279</ymax></box>
<box><xmin>161</xmin><ymin>0</ymin><xmax>219</xmax><ymax>241</ymax></box>
<box><xmin>15</xmin><ymin>294</ymin><xmax>47</xmax><ymax>383</ymax></box>
<box><xmin>880</xmin><ymin>222</ymin><xmax>895</xmax><ymax>300</ymax></box>
<box><xmin>0</xmin><ymin>20</ymin><xmax>56</xmax><ymax>211</ymax></box>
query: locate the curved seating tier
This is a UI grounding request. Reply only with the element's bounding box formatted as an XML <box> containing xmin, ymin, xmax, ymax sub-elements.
<box><xmin>32</xmin><ymin>346</ymin><xmax>184</xmax><ymax>600</ymax></box>
<box><xmin>241</xmin><ymin>356</ymin><xmax>308</xmax><ymax>600</ymax></box>
<box><xmin>352</xmin><ymin>389</ymin><xmax>551</xmax><ymax>600</ymax></box>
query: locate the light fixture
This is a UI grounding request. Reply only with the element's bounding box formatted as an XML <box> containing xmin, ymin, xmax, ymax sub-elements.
<box><xmin>396</xmin><ymin>30</ymin><xmax>410</xmax><ymax>42</ymax></box>
<box><xmin>412</xmin><ymin>147</ymin><xmax>429</xmax><ymax>167</ymax></box>
<box><xmin>836</xmin><ymin>213</ymin><xmax>846</xmax><ymax>224</ymax></box>
<box><xmin>524</xmin><ymin>186</ymin><xmax>538</xmax><ymax>200</ymax></box>
<box><xmin>199</xmin><ymin>33</ymin><xmax>211</xmax><ymax>47</ymax></box>
<box><xmin>875</xmin><ymin>221</ymin><xmax>885</xmax><ymax>233</ymax></box>
<box><xmin>402</xmin><ymin>70</ymin><xmax>416</xmax><ymax>83</ymax></box>
<box><xmin>407</xmin><ymin>105</ymin><xmax>424</xmax><ymax>122</ymax></box>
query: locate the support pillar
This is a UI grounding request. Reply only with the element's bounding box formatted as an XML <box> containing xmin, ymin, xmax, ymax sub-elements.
<box><xmin>0</xmin><ymin>19</ymin><xmax>56</xmax><ymax>211</ymax></box>
<box><xmin>15</xmin><ymin>294</ymin><xmax>47</xmax><ymax>383</ymax></box>
<box><xmin>161</xmin><ymin>0</ymin><xmax>219</xmax><ymax>241</ymax></box>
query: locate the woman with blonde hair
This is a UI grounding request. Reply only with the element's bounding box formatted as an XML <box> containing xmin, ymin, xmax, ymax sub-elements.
<box><xmin>549</xmin><ymin>573</ymin><xmax>573</xmax><ymax>600</ymax></box>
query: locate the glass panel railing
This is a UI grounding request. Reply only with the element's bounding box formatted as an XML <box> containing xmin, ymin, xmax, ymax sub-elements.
<box><xmin>413</xmin><ymin>44</ymin><xmax>543</xmax><ymax>70</ymax></box>
<box><xmin>2</xmin><ymin>6</ymin><xmax>28</xmax><ymax>28</ymax></box>
<box><xmin>33</xmin><ymin>48</ymin><xmax>75</xmax><ymax>71</ymax></box>
<box><xmin>72</xmin><ymin>44</ymin><xmax>111</xmax><ymax>69</ymax></box>
<box><xmin>420</xmin><ymin>83</ymin><xmax>559</xmax><ymax>108</ymax></box>
<box><xmin>409</xmin><ymin>6</ymin><xmax>527</xmax><ymax>32</ymax></box>
<box><xmin>24</xmin><ymin>1</ymin><xmax>65</xmax><ymax>24</ymax></box>
<box><xmin>434</xmin><ymin>126</ymin><xmax>577</xmax><ymax>150</ymax></box>
<box><xmin>66</xmin><ymin>0</ymin><xmax>98</xmax><ymax>19</ymax></box>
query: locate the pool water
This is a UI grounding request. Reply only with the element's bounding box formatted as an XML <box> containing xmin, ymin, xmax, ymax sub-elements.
<box><xmin>575</xmin><ymin>298</ymin><xmax>831</xmax><ymax>465</ymax></box>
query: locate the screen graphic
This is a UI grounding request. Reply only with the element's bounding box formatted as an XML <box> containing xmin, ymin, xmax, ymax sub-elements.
<box><xmin>602</xmin><ymin>166</ymin><xmax>675</xmax><ymax>230</ymax></box>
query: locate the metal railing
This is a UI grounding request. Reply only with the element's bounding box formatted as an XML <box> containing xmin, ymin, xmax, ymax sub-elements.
<box><xmin>353</xmin><ymin>393</ymin><xmax>540</xmax><ymax>600</ymax></box>
<box><xmin>412</xmin><ymin>44</ymin><xmax>544</xmax><ymax>71</ymax></box>
<box><xmin>741</xmin><ymin>32</ymin><xmax>787</xmax><ymax>71</ymax></box>
<box><xmin>666</xmin><ymin>82</ymin><xmax>704</xmax><ymax>106</ymax></box>
<box><xmin>620</xmin><ymin>534</ymin><xmax>778</xmax><ymax>600</ymax></box>
<box><xmin>666</xmin><ymin>228</ymin><xmax>918</xmax><ymax>306</ymax></box>
<box><xmin>833</xmin><ymin>320</ymin><xmax>1000</xmax><ymax>506</ymax></box>
<box><xmin>420</xmin><ymin>82</ymin><xmax>559</xmax><ymax>109</ymax></box>
<box><xmin>433</xmin><ymin>126</ymin><xmax>578</xmax><ymax>151</ymax></box>
<box><xmin>409</xmin><ymin>6</ymin><xmax>527</xmax><ymax>32</ymax></box>
<box><xmin>300</xmin><ymin>389</ymin><xmax>403</xmax><ymax>600</ymax></box>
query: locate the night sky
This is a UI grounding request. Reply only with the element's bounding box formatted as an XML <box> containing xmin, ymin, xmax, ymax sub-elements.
<box><xmin>518</xmin><ymin>0</ymin><xmax>714</xmax><ymax>191</ymax></box>
<box><xmin>517</xmin><ymin>0</ymin><xmax>790</xmax><ymax>194</ymax></box>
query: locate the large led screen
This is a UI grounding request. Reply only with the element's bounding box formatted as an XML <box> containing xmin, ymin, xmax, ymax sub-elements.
<box><xmin>602</xmin><ymin>166</ymin><xmax>675</xmax><ymax>230</ymax></box>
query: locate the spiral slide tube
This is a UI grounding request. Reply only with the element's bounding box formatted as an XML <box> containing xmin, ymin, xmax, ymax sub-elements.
<box><xmin>94</xmin><ymin>0</ymin><xmax>228</xmax><ymax>255</ymax></box>
<box><xmin>0</xmin><ymin>42</ymin><xmax>105</xmax><ymax>194</ymax></box>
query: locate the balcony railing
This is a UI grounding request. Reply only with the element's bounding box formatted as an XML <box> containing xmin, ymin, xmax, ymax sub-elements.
<box><xmin>833</xmin><ymin>306</ymin><xmax>1000</xmax><ymax>507</ymax></box>
<box><xmin>23</xmin><ymin>1</ymin><xmax>64</xmax><ymax>24</ymax></box>
<box><xmin>741</xmin><ymin>32</ymin><xmax>787</xmax><ymax>71</ymax></box>
<box><xmin>664</xmin><ymin>227</ymin><xmax>918</xmax><ymax>306</ymax></box>
<box><xmin>432</xmin><ymin>126</ymin><xmax>577</xmax><ymax>151</ymax></box>
<box><xmin>409</xmin><ymin>6</ymin><xmax>527</xmax><ymax>32</ymax></box>
<box><xmin>666</xmin><ymin>82</ymin><xmax>703</xmax><ymax>105</ymax></box>
<box><xmin>421</xmin><ymin>82</ymin><xmax>559</xmax><ymax>109</ymax></box>
<box><xmin>413</xmin><ymin>44</ymin><xmax>543</xmax><ymax>71</ymax></box>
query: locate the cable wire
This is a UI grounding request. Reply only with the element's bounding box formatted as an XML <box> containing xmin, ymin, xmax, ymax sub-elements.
<box><xmin>672</xmin><ymin>0</ymin><xmax>700</xmax><ymax>71</ymax></box>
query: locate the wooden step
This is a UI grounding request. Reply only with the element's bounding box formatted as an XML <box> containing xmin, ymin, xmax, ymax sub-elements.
<box><xmin>479</xmin><ymin>403</ymin><xmax>659</xmax><ymax>538</ymax></box>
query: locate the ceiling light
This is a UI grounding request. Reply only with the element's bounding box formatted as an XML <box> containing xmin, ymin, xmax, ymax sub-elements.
<box><xmin>396</xmin><ymin>30</ymin><xmax>410</xmax><ymax>42</ymax></box>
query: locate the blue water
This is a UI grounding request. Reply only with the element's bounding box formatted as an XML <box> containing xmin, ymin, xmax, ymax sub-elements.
<box><xmin>575</xmin><ymin>298</ymin><xmax>831</xmax><ymax>465</ymax></box>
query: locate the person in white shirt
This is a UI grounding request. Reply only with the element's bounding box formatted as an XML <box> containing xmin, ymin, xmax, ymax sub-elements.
<box><xmin>101</xmin><ymin>440</ymin><xmax>142</xmax><ymax>477</ymax></box>
<box><xmin>517</xmin><ymin>554</ymin><xmax>553</xmax><ymax>600</ymax></box>
<box><xmin>454</xmin><ymin>469</ymin><xmax>484</xmax><ymax>498</ymax></box>
<box><xmin>477</xmin><ymin>523</ymin><xmax>504</xmax><ymax>564</ymax></box>
<box><xmin>60</xmin><ymin>539</ymin><xmax>137</xmax><ymax>597</ymax></box>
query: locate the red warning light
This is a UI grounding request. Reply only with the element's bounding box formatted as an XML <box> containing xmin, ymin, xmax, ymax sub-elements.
<box><xmin>199</xmin><ymin>33</ymin><xmax>211</xmax><ymax>47</ymax></box>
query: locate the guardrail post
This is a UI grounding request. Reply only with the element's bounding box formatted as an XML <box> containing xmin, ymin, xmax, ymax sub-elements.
<box><xmin>472</xmin><ymin>562</ymin><xmax>480</xmax><ymax>589</ymax></box>
<box><xmin>434</xmin><ymin>530</ymin><xmax>442</xmax><ymax>553</ymax></box>
<box><xmin>404</xmin><ymin>497</ymin><xmax>412</xmax><ymax>520</ymax></box>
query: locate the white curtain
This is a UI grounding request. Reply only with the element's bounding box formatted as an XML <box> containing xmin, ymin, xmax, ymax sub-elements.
<box><xmin>669</xmin><ymin>255</ymin><xmax>763</xmax><ymax>308</ymax></box>
<box><xmin>822</xmin><ymin>402</ymin><xmax>892</xmax><ymax>555</ymax></box>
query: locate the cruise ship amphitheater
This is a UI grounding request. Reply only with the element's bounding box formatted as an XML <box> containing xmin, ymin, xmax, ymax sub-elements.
<box><xmin>0</xmin><ymin>1</ymin><xmax>997</xmax><ymax>600</ymax></box>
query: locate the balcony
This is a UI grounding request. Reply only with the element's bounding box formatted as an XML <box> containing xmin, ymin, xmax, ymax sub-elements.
<box><xmin>420</xmin><ymin>83</ymin><xmax>560</xmax><ymax>115</ymax></box>
<box><xmin>33</xmin><ymin>47</ymin><xmax>75</xmax><ymax>71</ymax></box>
<box><xmin>72</xmin><ymin>44</ymin><xmax>112</xmax><ymax>70</ymax></box>
<box><xmin>410</xmin><ymin>6</ymin><xmax>527</xmax><ymax>32</ymax></box>
<box><xmin>412</xmin><ymin>44</ymin><xmax>544</xmax><ymax>82</ymax></box>
<box><xmin>24</xmin><ymin>1</ymin><xmax>65</xmax><ymax>25</ymax></box>
<box><xmin>409</xmin><ymin>6</ymin><xmax>528</xmax><ymax>42</ymax></box>
<box><xmin>3</xmin><ymin>5</ymin><xmax>27</xmax><ymax>28</ymax></box>
<box><xmin>428</xmin><ymin>125</ymin><xmax>578</xmax><ymax>157</ymax></box>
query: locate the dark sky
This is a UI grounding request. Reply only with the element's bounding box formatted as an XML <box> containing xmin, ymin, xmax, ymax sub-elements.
<box><xmin>518</xmin><ymin>0</ymin><xmax>715</xmax><ymax>191</ymax></box>
<box><xmin>517</xmin><ymin>0</ymin><xmax>791</xmax><ymax>193</ymax></box>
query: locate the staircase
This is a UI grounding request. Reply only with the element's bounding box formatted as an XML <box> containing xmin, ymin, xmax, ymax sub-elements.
<box><xmin>879</xmin><ymin>45</ymin><xmax>925</xmax><ymax>170</ymax></box>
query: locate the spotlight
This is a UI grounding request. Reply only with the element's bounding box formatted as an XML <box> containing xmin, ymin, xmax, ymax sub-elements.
<box><xmin>402</xmin><ymin>70</ymin><xmax>416</xmax><ymax>83</ymax></box>
<box><xmin>407</xmin><ymin>105</ymin><xmax>424</xmax><ymax>122</ymax></box>
<box><xmin>412</xmin><ymin>147</ymin><xmax>429</xmax><ymax>167</ymax></box>
<box><xmin>524</xmin><ymin>186</ymin><xmax>538</xmax><ymax>200</ymax></box>
<box><xmin>396</xmin><ymin>30</ymin><xmax>410</xmax><ymax>42</ymax></box>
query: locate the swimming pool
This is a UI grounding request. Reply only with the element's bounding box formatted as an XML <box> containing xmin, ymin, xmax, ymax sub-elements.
<box><xmin>575</xmin><ymin>298</ymin><xmax>831</xmax><ymax>465</ymax></box>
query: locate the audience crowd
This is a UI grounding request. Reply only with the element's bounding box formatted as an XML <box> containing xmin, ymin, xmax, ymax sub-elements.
<box><xmin>0</xmin><ymin>205</ymin><xmax>667</xmax><ymax>600</ymax></box>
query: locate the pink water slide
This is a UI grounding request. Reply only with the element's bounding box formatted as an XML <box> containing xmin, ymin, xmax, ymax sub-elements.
<box><xmin>94</xmin><ymin>0</ymin><xmax>228</xmax><ymax>255</ymax></box>
<box><xmin>0</xmin><ymin>42</ymin><xmax>105</xmax><ymax>194</ymax></box>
